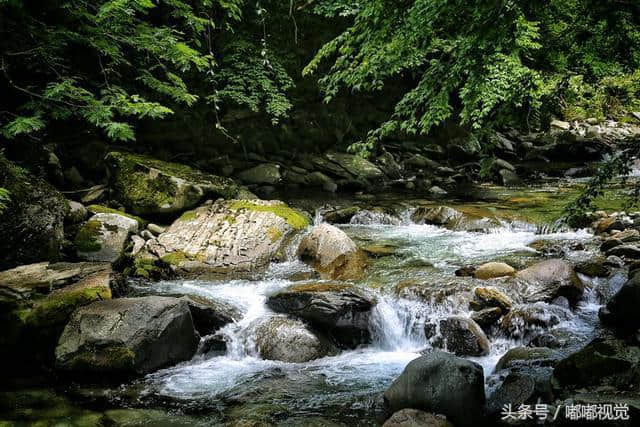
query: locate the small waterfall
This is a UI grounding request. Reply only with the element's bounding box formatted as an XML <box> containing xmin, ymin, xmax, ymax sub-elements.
<box><xmin>368</xmin><ymin>296</ymin><xmax>428</xmax><ymax>351</ymax></box>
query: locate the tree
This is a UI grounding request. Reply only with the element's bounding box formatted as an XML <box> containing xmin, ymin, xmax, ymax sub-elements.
<box><xmin>305</xmin><ymin>0</ymin><xmax>640</xmax><ymax>154</ymax></box>
<box><xmin>0</xmin><ymin>0</ymin><xmax>293</xmax><ymax>142</ymax></box>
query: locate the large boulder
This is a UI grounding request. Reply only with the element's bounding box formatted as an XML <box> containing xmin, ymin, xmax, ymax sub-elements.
<box><xmin>495</xmin><ymin>346</ymin><xmax>559</xmax><ymax>372</ymax></box>
<box><xmin>472</xmin><ymin>287</ymin><xmax>513</xmax><ymax>312</ymax></box>
<box><xmin>297</xmin><ymin>223</ymin><xmax>367</xmax><ymax>280</ymax></box>
<box><xmin>474</xmin><ymin>262</ymin><xmax>516</xmax><ymax>280</ymax></box>
<box><xmin>599</xmin><ymin>275</ymin><xmax>640</xmax><ymax>330</ymax></box>
<box><xmin>74</xmin><ymin>213</ymin><xmax>138</xmax><ymax>262</ymax></box>
<box><xmin>515</xmin><ymin>259</ymin><xmax>584</xmax><ymax>304</ymax></box>
<box><xmin>552</xmin><ymin>337</ymin><xmax>640</xmax><ymax>392</ymax></box>
<box><xmin>0</xmin><ymin>262</ymin><xmax>117</xmax><ymax>370</ymax></box>
<box><xmin>266</xmin><ymin>282</ymin><xmax>374</xmax><ymax>348</ymax></box>
<box><xmin>179</xmin><ymin>294</ymin><xmax>240</xmax><ymax>336</ymax></box>
<box><xmin>0</xmin><ymin>154</ymin><xmax>68</xmax><ymax>270</ymax></box>
<box><xmin>324</xmin><ymin>152</ymin><xmax>384</xmax><ymax>180</ymax></box>
<box><xmin>499</xmin><ymin>303</ymin><xmax>570</xmax><ymax>338</ymax></box>
<box><xmin>105</xmin><ymin>151</ymin><xmax>242</xmax><ymax>216</ymax></box>
<box><xmin>411</xmin><ymin>206</ymin><xmax>462</xmax><ymax>227</ymax></box>
<box><xmin>382</xmin><ymin>410</ymin><xmax>454</xmax><ymax>427</ymax></box>
<box><xmin>426</xmin><ymin>316</ymin><xmax>490</xmax><ymax>356</ymax></box>
<box><xmin>55</xmin><ymin>296</ymin><xmax>199</xmax><ymax>376</ymax></box>
<box><xmin>141</xmin><ymin>200</ymin><xmax>309</xmax><ymax>277</ymax></box>
<box><xmin>236</xmin><ymin>163</ymin><xmax>281</xmax><ymax>185</ymax></box>
<box><xmin>254</xmin><ymin>315</ymin><xmax>336</xmax><ymax>363</ymax></box>
<box><xmin>384</xmin><ymin>351</ymin><xmax>486</xmax><ymax>427</ymax></box>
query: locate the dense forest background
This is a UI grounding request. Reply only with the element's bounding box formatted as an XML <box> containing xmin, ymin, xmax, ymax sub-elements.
<box><xmin>1</xmin><ymin>0</ymin><xmax>640</xmax><ymax>211</ymax></box>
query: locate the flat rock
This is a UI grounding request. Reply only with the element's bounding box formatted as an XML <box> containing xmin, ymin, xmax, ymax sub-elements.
<box><xmin>75</xmin><ymin>213</ymin><xmax>138</xmax><ymax>262</ymax></box>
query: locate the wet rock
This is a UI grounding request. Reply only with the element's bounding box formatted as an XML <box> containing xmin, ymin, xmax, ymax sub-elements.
<box><xmin>298</xmin><ymin>223</ymin><xmax>367</xmax><ymax>280</ymax></box>
<box><xmin>473</xmin><ymin>287</ymin><xmax>513</xmax><ymax>312</ymax></box>
<box><xmin>515</xmin><ymin>259</ymin><xmax>584</xmax><ymax>304</ymax></box>
<box><xmin>179</xmin><ymin>295</ymin><xmax>239</xmax><ymax>336</ymax></box>
<box><xmin>552</xmin><ymin>337</ymin><xmax>640</xmax><ymax>391</ymax></box>
<box><xmin>604</xmin><ymin>255</ymin><xmax>625</xmax><ymax>268</ymax></box>
<box><xmin>362</xmin><ymin>243</ymin><xmax>398</xmax><ymax>258</ymax></box>
<box><xmin>495</xmin><ymin>347</ymin><xmax>559</xmax><ymax>372</ymax></box>
<box><xmin>470</xmin><ymin>307</ymin><xmax>503</xmax><ymax>329</ymax></box>
<box><xmin>605</xmin><ymin>244</ymin><xmax>640</xmax><ymax>260</ymax></box>
<box><xmin>377</xmin><ymin>152</ymin><xmax>403</xmax><ymax>179</ymax></box>
<box><xmin>599</xmin><ymin>275</ymin><xmax>640</xmax><ymax>330</ymax></box>
<box><xmin>350</xmin><ymin>209</ymin><xmax>401</xmax><ymax>225</ymax></box>
<box><xmin>473</xmin><ymin>262</ymin><xmax>516</xmax><ymax>280</ymax></box>
<box><xmin>486</xmin><ymin>373</ymin><xmax>536</xmax><ymax>417</ymax></box>
<box><xmin>383</xmin><ymin>351</ymin><xmax>485</xmax><ymax>427</ymax></box>
<box><xmin>601</xmin><ymin>237</ymin><xmax>623</xmax><ymax>252</ymax></box>
<box><xmin>499</xmin><ymin>303</ymin><xmax>570</xmax><ymax>338</ymax></box>
<box><xmin>236</xmin><ymin>163</ymin><xmax>281</xmax><ymax>185</ymax></box>
<box><xmin>594</xmin><ymin>216</ymin><xmax>628</xmax><ymax>234</ymax></box>
<box><xmin>455</xmin><ymin>266</ymin><xmax>476</xmax><ymax>277</ymax></box>
<box><xmin>75</xmin><ymin>213</ymin><xmax>138</xmax><ymax>263</ymax></box>
<box><xmin>141</xmin><ymin>200</ymin><xmax>309</xmax><ymax>277</ymax></box>
<box><xmin>266</xmin><ymin>282</ymin><xmax>374</xmax><ymax>348</ymax></box>
<box><xmin>105</xmin><ymin>151</ymin><xmax>241</xmax><ymax>216</ymax></box>
<box><xmin>55</xmin><ymin>296</ymin><xmax>199</xmax><ymax>376</ymax></box>
<box><xmin>396</xmin><ymin>280</ymin><xmax>473</xmax><ymax>306</ymax></box>
<box><xmin>499</xmin><ymin>169</ymin><xmax>523</xmax><ymax>187</ymax></box>
<box><xmin>428</xmin><ymin>186</ymin><xmax>448</xmax><ymax>197</ymax></box>
<box><xmin>411</xmin><ymin>206</ymin><xmax>462</xmax><ymax>226</ymax></box>
<box><xmin>529</xmin><ymin>329</ymin><xmax>576</xmax><ymax>349</ymax></box>
<box><xmin>427</xmin><ymin>316</ymin><xmax>490</xmax><ymax>356</ymax></box>
<box><xmin>575</xmin><ymin>259</ymin><xmax>610</xmax><ymax>277</ymax></box>
<box><xmin>254</xmin><ymin>315</ymin><xmax>336</xmax><ymax>363</ymax></box>
<box><xmin>382</xmin><ymin>409</ymin><xmax>454</xmax><ymax>427</ymax></box>
<box><xmin>611</xmin><ymin>229</ymin><xmax>640</xmax><ymax>242</ymax></box>
<box><xmin>0</xmin><ymin>154</ymin><xmax>68</xmax><ymax>270</ymax></box>
<box><xmin>130</xmin><ymin>235</ymin><xmax>145</xmax><ymax>256</ymax></box>
<box><xmin>322</xmin><ymin>206</ymin><xmax>361</xmax><ymax>224</ymax></box>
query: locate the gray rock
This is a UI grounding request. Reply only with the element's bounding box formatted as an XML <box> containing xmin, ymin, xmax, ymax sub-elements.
<box><xmin>75</xmin><ymin>213</ymin><xmax>139</xmax><ymax>263</ymax></box>
<box><xmin>427</xmin><ymin>316</ymin><xmax>490</xmax><ymax>356</ymax></box>
<box><xmin>298</xmin><ymin>223</ymin><xmax>367</xmax><ymax>280</ymax></box>
<box><xmin>55</xmin><ymin>296</ymin><xmax>199</xmax><ymax>376</ymax></box>
<box><xmin>178</xmin><ymin>294</ymin><xmax>239</xmax><ymax>335</ymax></box>
<box><xmin>495</xmin><ymin>346</ymin><xmax>559</xmax><ymax>372</ymax></box>
<box><xmin>606</xmin><ymin>244</ymin><xmax>640</xmax><ymax>259</ymax></box>
<box><xmin>470</xmin><ymin>307</ymin><xmax>503</xmax><ymax>329</ymax></box>
<box><xmin>428</xmin><ymin>186</ymin><xmax>448</xmax><ymax>196</ymax></box>
<box><xmin>599</xmin><ymin>275</ymin><xmax>640</xmax><ymax>330</ymax></box>
<box><xmin>383</xmin><ymin>409</ymin><xmax>454</xmax><ymax>427</ymax></box>
<box><xmin>551</xmin><ymin>120</ymin><xmax>571</xmax><ymax>131</ymax></box>
<box><xmin>499</xmin><ymin>169</ymin><xmax>523</xmax><ymax>186</ymax></box>
<box><xmin>486</xmin><ymin>373</ymin><xmax>536</xmax><ymax>417</ymax></box>
<box><xmin>515</xmin><ymin>259</ymin><xmax>584</xmax><ymax>304</ymax></box>
<box><xmin>65</xmin><ymin>201</ymin><xmax>88</xmax><ymax>224</ymax></box>
<box><xmin>64</xmin><ymin>167</ymin><xmax>85</xmax><ymax>187</ymax></box>
<box><xmin>307</xmin><ymin>171</ymin><xmax>336</xmax><ymax>189</ymax></box>
<box><xmin>267</xmin><ymin>283</ymin><xmax>374</xmax><ymax>348</ymax></box>
<box><xmin>377</xmin><ymin>152</ymin><xmax>403</xmax><ymax>179</ymax></box>
<box><xmin>142</xmin><ymin>200</ymin><xmax>309</xmax><ymax>277</ymax></box>
<box><xmin>254</xmin><ymin>315</ymin><xmax>336</xmax><ymax>363</ymax></box>
<box><xmin>237</xmin><ymin>163</ymin><xmax>281</xmax><ymax>185</ymax></box>
<box><xmin>147</xmin><ymin>223</ymin><xmax>166</xmax><ymax>236</ymax></box>
<box><xmin>575</xmin><ymin>259</ymin><xmax>610</xmax><ymax>277</ymax></box>
<box><xmin>130</xmin><ymin>235</ymin><xmax>145</xmax><ymax>256</ymax></box>
<box><xmin>499</xmin><ymin>303</ymin><xmax>570</xmax><ymax>338</ymax></box>
<box><xmin>140</xmin><ymin>230</ymin><xmax>154</xmax><ymax>240</ymax></box>
<box><xmin>411</xmin><ymin>206</ymin><xmax>462</xmax><ymax>226</ymax></box>
<box><xmin>383</xmin><ymin>351</ymin><xmax>486</xmax><ymax>427</ymax></box>
<box><xmin>325</xmin><ymin>152</ymin><xmax>384</xmax><ymax>180</ymax></box>
<box><xmin>552</xmin><ymin>337</ymin><xmax>640</xmax><ymax>392</ymax></box>
<box><xmin>79</xmin><ymin>184</ymin><xmax>107</xmax><ymax>205</ymax></box>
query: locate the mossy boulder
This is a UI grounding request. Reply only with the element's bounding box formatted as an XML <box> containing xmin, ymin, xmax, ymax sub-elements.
<box><xmin>140</xmin><ymin>200</ymin><xmax>310</xmax><ymax>277</ymax></box>
<box><xmin>75</xmin><ymin>213</ymin><xmax>139</xmax><ymax>262</ymax></box>
<box><xmin>55</xmin><ymin>296</ymin><xmax>199</xmax><ymax>376</ymax></box>
<box><xmin>0</xmin><ymin>262</ymin><xmax>117</xmax><ymax>371</ymax></box>
<box><xmin>0</xmin><ymin>154</ymin><xmax>68</xmax><ymax>270</ymax></box>
<box><xmin>105</xmin><ymin>151</ymin><xmax>242</xmax><ymax>216</ymax></box>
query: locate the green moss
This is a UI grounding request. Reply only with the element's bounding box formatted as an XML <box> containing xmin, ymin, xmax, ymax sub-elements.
<box><xmin>288</xmin><ymin>282</ymin><xmax>350</xmax><ymax>293</ymax></box>
<box><xmin>161</xmin><ymin>251</ymin><xmax>189</xmax><ymax>266</ymax></box>
<box><xmin>28</xmin><ymin>285</ymin><xmax>111</xmax><ymax>327</ymax></box>
<box><xmin>179</xmin><ymin>210</ymin><xmax>198</xmax><ymax>222</ymax></box>
<box><xmin>74</xmin><ymin>220</ymin><xmax>102</xmax><ymax>252</ymax></box>
<box><xmin>230</xmin><ymin>201</ymin><xmax>310</xmax><ymax>230</ymax></box>
<box><xmin>223</xmin><ymin>214</ymin><xmax>237</xmax><ymax>224</ymax></box>
<box><xmin>132</xmin><ymin>257</ymin><xmax>158</xmax><ymax>278</ymax></box>
<box><xmin>266</xmin><ymin>226</ymin><xmax>284</xmax><ymax>242</ymax></box>
<box><xmin>69</xmin><ymin>345</ymin><xmax>135</xmax><ymax>371</ymax></box>
<box><xmin>87</xmin><ymin>205</ymin><xmax>147</xmax><ymax>227</ymax></box>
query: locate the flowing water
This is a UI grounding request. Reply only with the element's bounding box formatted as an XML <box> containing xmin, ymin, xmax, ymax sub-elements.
<box><xmin>119</xmin><ymin>208</ymin><xmax>625</xmax><ymax>425</ymax></box>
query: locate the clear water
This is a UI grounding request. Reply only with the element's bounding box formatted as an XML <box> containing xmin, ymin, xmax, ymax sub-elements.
<box><xmin>124</xmin><ymin>217</ymin><xmax>612</xmax><ymax>424</ymax></box>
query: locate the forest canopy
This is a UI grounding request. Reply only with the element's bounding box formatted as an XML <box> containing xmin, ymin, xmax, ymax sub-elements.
<box><xmin>1</xmin><ymin>0</ymin><xmax>639</xmax><ymax>152</ymax></box>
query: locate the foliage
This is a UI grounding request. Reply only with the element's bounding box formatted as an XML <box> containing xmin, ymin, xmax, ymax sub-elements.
<box><xmin>0</xmin><ymin>0</ymin><xmax>294</xmax><ymax>142</ymax></box>
<box><xmin>0</xmin><ymin>187</ymin><xmax>9</xmax><ymax>214</ymax></box>
<box><xmin>305</xmin><ymin>0</ymin><xmax>640</xmax><ymax>154</ymax></box>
